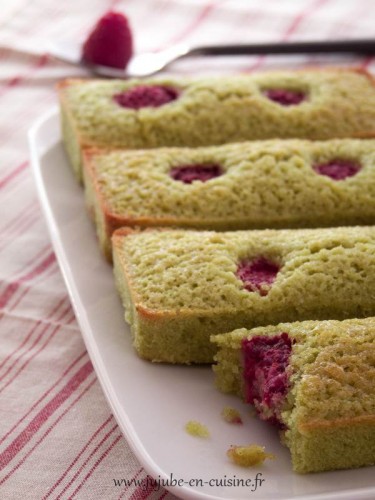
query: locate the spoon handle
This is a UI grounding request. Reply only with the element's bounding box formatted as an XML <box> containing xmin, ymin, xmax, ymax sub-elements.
<box><xmin>190</xmin><ymin>39</ymin><xmax>375</xmax><ymax>57</ymax></box>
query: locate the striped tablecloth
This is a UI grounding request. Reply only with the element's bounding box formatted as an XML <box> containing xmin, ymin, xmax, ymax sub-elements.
<box><xmin>0</xmin><ymin>1</ymin><xmax>374</xmax><ymax>498</ymax></box>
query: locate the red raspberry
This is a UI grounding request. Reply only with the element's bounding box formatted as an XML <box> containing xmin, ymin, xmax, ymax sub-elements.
<box><xmin>313</xmin><ymin>160</ymin><xmax>361</xmax><ymax>180</ymax></box>
<box><xmin>170</xmin><ymin>164</ymin><xmax>222</xmax><ymax>183</ymax></box>
<box><xmin>237</xmin><ymin>257</ymin><xmax>279</xmax><ymax>296</ymax></box>
<box><xmin>82</xmin><ymin>11</ymin><xmax>133</xmax><ymax>69</ymax></box>
<box><xmin>265</xmin><ymin>89</ymin><xmax>305</xmax><ymax>106</ymax></box>
<box><xmin>242</xmin><ymin>333</ymin><xmax>293</xmax><ymax>429</ymax></box>
<box><xmin>113</xmin><ymin>85</ymin><xmax>179</xmax><ymax>109</ymax></box>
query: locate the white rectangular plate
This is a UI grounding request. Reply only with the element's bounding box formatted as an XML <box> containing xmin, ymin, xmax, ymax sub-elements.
<box><xmin>29</xmin><ymin>108</ymin><xmax>375</xmax><ymax>500</ymax></box>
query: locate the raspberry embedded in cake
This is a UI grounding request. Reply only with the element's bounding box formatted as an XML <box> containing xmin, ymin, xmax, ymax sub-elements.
<box><xmin>170</xmin><ymin>163</ymin><xmax>223</xmax><ymax>184</ymax></box>
<box><xmin>237</xmin><ymin>257</ymin><xmax>279</xmax><ymax>296</ymax></box>
<box><xmin>82</xmin><ymin>11</ymin><xmax>133</xmax><ymax>69</ymax></box>
<box><xmin>242</xmin><ymin>333</ymin><xmax>293</xmax><ymax>429</ymax></box>
<box><xmin>264</xmin><ymin>89</ymin><xmax>306</xmax><ymax>106</ymax></box>
<box><xmin>114</xmin><ymin>85</ymin><xmax>179</xmax><ymax>109</ymax></box>
<box><xmin>313</xmin><ymin>159</ymin><xmax>361</xmax><ymax>180</ymax></box>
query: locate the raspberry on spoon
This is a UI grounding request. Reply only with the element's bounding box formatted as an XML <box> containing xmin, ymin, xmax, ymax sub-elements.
<box><xmin>82</xmin><ymin>11</ymin><xmax>133</xmax><ymax>69</ymax></box>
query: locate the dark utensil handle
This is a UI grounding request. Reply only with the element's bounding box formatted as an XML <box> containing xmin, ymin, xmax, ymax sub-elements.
<box><xmin>190</xmin><ymin>39</ymin><xmax>375</xmax><ymax>56</ymax></box>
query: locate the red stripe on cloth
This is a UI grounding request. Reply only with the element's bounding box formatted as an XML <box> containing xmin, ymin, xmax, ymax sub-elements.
<box><xmin>283</xmin><ymin>3</ymin><xmax>320</xmax><ymax>39</ymax></box>
<box><xmin>0</xmin><ymin>351</ymin><xmax>88</xmax><ymax>446</ymax></box>
<box><xmin>0</xmin><ymin>360</ymin><xmax>93</xmax><ymax>471</ymax></box>
<box><xmin>167</xmin><ymin>0</ymin><xmax>223</xmax><ymax>46</ymax></box>
<box><xmin>0</xmin><ymin>161</ymin><xmax>28</xmax><ymax>190</ymax></box>
<box><xmin>42</xmin><ymin>414</ymin><xmax>114</xmax><ymax>499</ymax></box>
<box><xmin>0</xmin><ymin>211</ymin><xmax>40</xmax><ymax>254</ymax></box>
<box><xmin>1</xmin><ymin>243</ymin><xmax>50</xmax><ymax>280</ymax></box>
<box><xmin>68</xmin><ymin>434</ymin><xmax>123</xmax><ymax>499</ymax></box>
<box><xmin>310</xmin><ymin>1</ymin><xmax>374</xmax><ymax>71</ymax></box>
<box><xmin>0</xmin><ymin>199</ymin><xmax>38</xmax><ymax>236</ymax></box>
<box><xmin>281</xmin><ymin>0</ymin><xmax>331</xmax><ymax>40</ymax></box>
<box><xmin>118</xmin><ymin>469</ymin><xmax>145</xmax><ymax>500</ymax></box>
<box><xmin>129</xmin><ymin>475</ymin><xmax>162</xmax><ymax>500</ymax></box>
<box><xmin>54</xmin><ymin>423</ymin><xmax>119</xmax><ymax>499</ymax></box>
<box><xmin>0</xmin><ymin>306</ymin><xmax>75</xmax><ymax>395</ymax></box>
<box><xmin>157</xmin><ymin>492</ymin><xmax>169</xmax><ymax>499</ymax></box>
<box><xmin>0</xmin><ymin>54</ymin><xmax>49</xmax><ymax>98</ymax></box>
<box><xmin>8</xmin><ymin>260</ymin><xmax>60</xmax><ymax>312</ymax></box>
<box><xmin>15</xmin><ymin>251</ymin><xmax>55</xmax><ymax>283</ymax></box>
<box><xmin>0</xmin><ymin>296</ymin><xmax>66</xmax><ymax>374</ymax></box>
<box><xmin>0</xmin><ymin>377</ymin><xmax>96</xmax><ymax>486</ymax></box>
<box><xmin>0</xmin><ymin>91</ymin><xmax>55</xmax><ymax>147</ymax></box>
<box><xmin>246</xmin><ymin>0</ymin><xmax>330</xmax><ymax>72</ymax></box>
<box><xmin>0</xmin><ymin>251</ymin><xmax>55</xmax><ymax>309</ymax></box>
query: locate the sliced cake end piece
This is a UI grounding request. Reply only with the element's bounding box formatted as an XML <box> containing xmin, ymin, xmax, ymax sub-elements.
<box><xmin>212</xmin><ymin>317</ymin><xmax>375</xmax><ymax>473</ymax></box>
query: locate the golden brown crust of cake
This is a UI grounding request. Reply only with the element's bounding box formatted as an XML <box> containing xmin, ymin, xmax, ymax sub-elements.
<box><xmin>111</xmin><ymin>227</ymin><xmax>143</xmax><ymax>301</ymax></box>
<box><xmin>57</xmin><ymin>81</ymin><xmax>87</xmax><ymax>146</ymax></box>
<box><xmin>299</xmin><ymin>414</ymin><xmax>375</xmax><ymax>432</ymax></box>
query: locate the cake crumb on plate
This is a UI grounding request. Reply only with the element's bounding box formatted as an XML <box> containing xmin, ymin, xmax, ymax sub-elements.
<box><xmin>185</xmin><ymin>420</ymin><xmax>210</xmax><ymax>438</ymax></box>
<box><xmin>221</xmin><ymin>407</ymin><xmax>243</xmax><ymax>424</ymax></box>
<box><xmin>227</xmin><ymin>445</ymin><xmax>275</xmax><ymax>467</ymax></box>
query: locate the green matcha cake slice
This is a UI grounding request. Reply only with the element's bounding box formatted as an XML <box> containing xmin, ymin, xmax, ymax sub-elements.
<box><xmin>211</xmin><ymin>317</ymin><xmax>375</xmax><ymax>473</ymax></box>
<box><xmin>112</xmin><ymin>226</ymin><xmax>375</xmax><ymax>364</ymax></box>
<box><xmin>58</xmin><ymin>68</ymin><xmax>375</xmax><ymax>181</ymax></box>
<box><xmin>83</xmin><ymin>139</ymin><xmax>375</xmax><ymax>259</ymax></box>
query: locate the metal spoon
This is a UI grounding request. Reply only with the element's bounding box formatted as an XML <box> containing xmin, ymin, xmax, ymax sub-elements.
<box><xmin>49</xmin><ymin>38</ymin><xmax>375</xmax><ymax>79</ymax></box>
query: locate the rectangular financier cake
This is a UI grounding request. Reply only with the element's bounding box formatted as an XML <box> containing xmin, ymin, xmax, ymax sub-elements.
<box><xmin>211</xmin><ymin>317</ymin><xmax>375</xmax><ymax>474</ymax></box>
<box><xmin>112</xmin><ymin>226</ymin><xmax>375</xmax><ymax>364</ymax></box>
<box><xmin>58</xmin><ymin>68</ymin><xmax>375</xmax><ymax>181</ymax></box>
<box><xmin>84</xmin><ymin>139</ymin><xmax>375</xmax><ymax>259</ymax></box>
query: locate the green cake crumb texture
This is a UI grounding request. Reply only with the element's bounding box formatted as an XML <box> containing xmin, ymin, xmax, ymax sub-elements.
<box><xmin>118</xmin><ymin>227</ymin><xmax>375</xmax><ymax>313</ymax></box>
<box><xmin>285</xmin><ymin>319</ymin><xmax>375</xmax><ymax>426</ymax></box>
<box><xmin>185</xmin><ymin>420</ymin><xmax>210</xmax><ymax>438</ymax></box>
<box><xmin>63</xmin><ymin>70</ymin><xmax>375</xmax><ymax>149</ymax></box>
<box><xmin>227</xmin><ymin>445</ymin><xmax>275</xmax><ymax>467</ymax></box>
<box><xmin>88</xmin><ymin>139</ymin><xmax>375</xmax><ymax>225</ymax></box>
